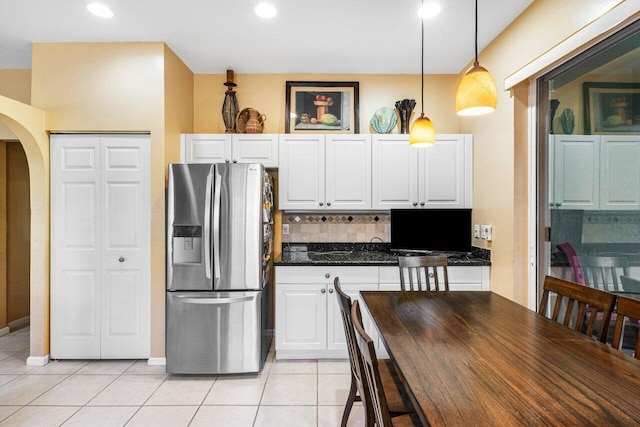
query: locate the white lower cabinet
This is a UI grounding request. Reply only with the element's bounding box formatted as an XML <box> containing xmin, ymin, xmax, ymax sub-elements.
<box><xmin>275</xmin><ymin>264</ymin><xmax>489</xmax><ymax>359</ymax></box>
<box><xmin>275</xmin><ymin>266</ymin><xmax>378</xmax><ymax>359</ymax></box>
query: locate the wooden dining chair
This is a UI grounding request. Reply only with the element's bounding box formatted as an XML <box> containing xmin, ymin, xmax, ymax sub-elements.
<box><xmin>578</xmin><ymin>256</ymin><xmax>629</xmax><ymax>292</ymax></box>
<box><xmin>611</xmin><ymin>295</ymin><xmax>640</xmax><ymax>359</ymax></box>
<box><xmin>334</xmin><ymin>278</ymin><xmax>414</xmax><ymax>427</ymax></box>
<box><xmin>398</xmin><ymin>255</ymin><xmax>449</xmax><ymax>291</ymax></box>
<box><xmin>351</xmin><ymin>300</ymin><xmax>422</xmax><ymax>427</ymax></box>
<box><xmin>539</xmin><ymin>275</ymin><xmax>617</xmax><ymax>343</ymax></box>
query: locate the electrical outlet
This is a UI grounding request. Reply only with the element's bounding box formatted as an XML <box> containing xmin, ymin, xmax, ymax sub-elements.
<box><xmin>282</xmin><ymin>224</ymin><xmax>289</xmax><ymax>235</ymax></box>
<box><xmin>473</xmin><ymin>224</ymin><xmax>480</xmax><ymax>239</ymax></box>
<box><xmin>481</xmin><ymin>225</ymin><xmax>492</xmax><ymax>241</ymax></box>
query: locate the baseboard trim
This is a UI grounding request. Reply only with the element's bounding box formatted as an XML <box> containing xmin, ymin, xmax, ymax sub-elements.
<box><xmin>27</xmin><ymin>355</ymin><xmax>50</xmax><ymax>366</ymax></box>
<box><xmin>147</xmin><ymin>357</ymin><xmax>166</xmax><ymax>366</ymax></box>
<box><xmin>8</xmin><ymin>316</ymin><xmax>30</xmax><ymax>331</ymax></box>
<box><xmin>0</xmin><ymin>327</ymin><xmax>10</xmax><ymax>338</ymax></box>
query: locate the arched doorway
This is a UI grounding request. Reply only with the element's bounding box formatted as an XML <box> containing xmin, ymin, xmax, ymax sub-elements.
<box><xmin>0</xmin><ymin>95</ymin><xmax>50</xmax><ymax>364</ymax></box>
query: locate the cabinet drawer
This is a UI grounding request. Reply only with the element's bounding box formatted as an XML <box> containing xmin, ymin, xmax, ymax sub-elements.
<box><xmin>276</xmin><ymin>266</ymin><xmax>378</xmax><ymax>284</ymax></box>
<box><xmin>379</xmin><ymin>266</ymin><xmax>483</xmax><ymax>284</ymax></box>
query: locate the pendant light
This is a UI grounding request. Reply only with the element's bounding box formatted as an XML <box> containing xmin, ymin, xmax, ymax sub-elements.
<box><xmin>409</xmin><ymin>0</ymin><xmax>436</xmax><ymax>147</ymax></box>
<box><xmin>455</xmin><ymin>0</ymin><xmax>497</xmax><ymax>116</ymax></box>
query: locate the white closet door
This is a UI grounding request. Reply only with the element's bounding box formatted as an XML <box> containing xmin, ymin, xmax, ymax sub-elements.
<box><xmin>100</xmin><ymin>135</ymin><xmax>150</xmax><ymax>358</ymax></box>
<box><xmin>51</xmin><ymin>135</ymin><xmax>102</xmax><ymax>359</ymax></box>
<box><xmin>51</xmin><ymin>134</ymin><xmax>150</xmax><ymax>359</ymax></box>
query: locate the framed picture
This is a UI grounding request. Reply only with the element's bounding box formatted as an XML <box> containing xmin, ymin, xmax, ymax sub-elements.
<box><xmin>285</xmin><ymin>81</ymin><xmax>359</xmax><ymax>133</ymax></box>
<box><xmin>583</xmin><ymin>82</ymin><xmax>640</xmax><ymax>134</ymax></box>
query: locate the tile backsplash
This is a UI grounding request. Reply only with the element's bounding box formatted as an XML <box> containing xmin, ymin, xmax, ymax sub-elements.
<box><xmin>282</xmin><ymin>213</ymin><xmax>390</xmax><ymax>243</ymax></box>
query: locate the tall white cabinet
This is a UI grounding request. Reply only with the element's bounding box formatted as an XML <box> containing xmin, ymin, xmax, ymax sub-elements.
<box><xmin>50</xmin><ymin>134</ymin><xmax>151</xmax><ymax>359</ymax></box>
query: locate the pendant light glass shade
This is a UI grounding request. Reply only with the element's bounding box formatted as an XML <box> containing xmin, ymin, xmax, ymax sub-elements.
<box><xmin>409</xmin><ymin>113</ymin><xmax>435</xmax><ymax>146</ymax></box>
<box><xmin>455</xmin><ymin>61</ymin><xmax>497</xmax><ymax>116</ymax></box>
<box><xmin>455</xmin><ymin>0</ymin><xmax>497</xmax><ymax>116</ymax></box>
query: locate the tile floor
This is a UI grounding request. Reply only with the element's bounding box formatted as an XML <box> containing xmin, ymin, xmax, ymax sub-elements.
<box><xmin>0</xmin><ymin>328</ymin><xmax>364</xmax><ymax>426</ymax></box>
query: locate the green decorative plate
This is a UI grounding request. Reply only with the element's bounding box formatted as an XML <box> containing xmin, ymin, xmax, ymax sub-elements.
<box><xmin>371</xmin><ymin>107</ymin><xmax>397</xmax><ymax>134</ymax></box>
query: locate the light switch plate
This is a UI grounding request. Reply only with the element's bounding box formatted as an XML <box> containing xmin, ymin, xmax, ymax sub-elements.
<box><xmin>481</xmin><ymin>225</ymin><xmax>492</xmax><ymax>241</ymax></box>
<box><xmin>283</xmin><ymin>224</ymin><xmax>289</xmax><ymax>235</ymax></box>
<box><xmin>473</xmin><ymin>224</ymin><xmax>480</xmax><ymax>239</ymax></box>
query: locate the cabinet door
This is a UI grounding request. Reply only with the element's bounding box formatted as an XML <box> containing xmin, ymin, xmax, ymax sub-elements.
<box><xmin>325</xmin><ymin>135</ymin><xmax>372</xmax><ymax>210</ymax></box>
<box><xmin>553</xmin><ymin>135</ymin><xmax>599</xmax><ymax>209</ymax></box>
<box><xmin>232</xmin><ymin>134</ymin><xmax>279</xmax><ymax>168</ymax></box>
<box><xmin>371</xmin><ymin>135</ymin><xmax>420</xmax><ymax>209</ymax></box>
<box><xmin>275</xmin><ymin>284</ymin><xmax>326</xmax><ymax>351</ymax></box>
<box><xmin>420</xmin><ymin>134</ymin><xmax>471</xmax><ymax>208</ymax></box>
<box><xmin>184</xmin><ymin>134</ymin><xmax>232</xmax><ymax>163</ymax></box>
<box><xmin>100</xmin><ymin>135</ymin><xmax>151</xmax><ymax>359</ymax></box>
<box><xmin>51</xmin><ymin>135</ymin><xmax>102</xmax><ymax>359</ymax></box>
<box><xmin>278</xmin><ymin>135</ymin><xmax>325</xmax><ymax>210</ymax></box>
<box><xmin>326</xmin><ymin>283</ymin><xmax>378</xmax><ymax>351</ymax></box>
<box><xmin>600</xmin><ymin>136</ymin><xmax>640</xmax><ymax>210</ymax></box>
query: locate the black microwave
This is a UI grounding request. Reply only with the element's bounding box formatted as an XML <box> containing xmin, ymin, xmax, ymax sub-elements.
<box><xmin>390</xmin><ymin>209</ymin><xmax>472</xmax><ymax>253</ymax></box>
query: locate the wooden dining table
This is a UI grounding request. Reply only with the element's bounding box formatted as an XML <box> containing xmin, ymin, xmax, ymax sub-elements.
<box><xmin>360</xmin><ymin>290</ymin><xmax>640</xmax><ymax>426</ymax></box>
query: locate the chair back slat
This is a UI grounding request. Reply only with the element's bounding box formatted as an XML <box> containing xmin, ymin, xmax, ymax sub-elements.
<box><xmin>398</xmin><ymin>255</ymin><xmax>449</xmax><ymax>292</ymax></box>
<box><xmin>612</xmin><ymin>295</ymin><xmax>640</xmax><ymax>359</ymax></box>
<box><xmin>578</xmin><ymin>256</ymin><xmax>629</xmax><ymax>292</ymax></box>
<box><xmin>352</xmin><ymin>300</ymin><xmax>393</xmax><ymax>427</ymax></box>
<box><xmin>539</xmin><ymin>275</ymin><xmax>617</xmax><ymax>343</ymax></box>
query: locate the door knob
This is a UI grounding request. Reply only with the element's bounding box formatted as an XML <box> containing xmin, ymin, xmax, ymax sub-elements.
<box><xmin>119</xmin><ymin>257</ymin><xmax>125</xmax><ymax>262</ymax></box>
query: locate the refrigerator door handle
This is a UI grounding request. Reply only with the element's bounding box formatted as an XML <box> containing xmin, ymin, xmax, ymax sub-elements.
<box><xmin>213</xmin><ymin>167</ymin><xmax>222</xmax><ymax>286</ymax></box>
<box><xmin>204</xmin><ymin>171</ymin><xmax>213</xmax><ymax>279</ymax></box>
<box><xmin>173</xmin><ymin>295</ymin><xmax>255</xmax><ymax>305</ymax></box>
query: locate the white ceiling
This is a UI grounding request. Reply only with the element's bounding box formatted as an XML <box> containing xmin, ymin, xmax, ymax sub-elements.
<box><xmin>0</xmin><ymin>0</ymin><xmax>533</xmax><ymax>74</ymax></box>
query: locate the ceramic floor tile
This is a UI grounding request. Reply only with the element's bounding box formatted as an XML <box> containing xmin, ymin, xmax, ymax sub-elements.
<box><xmin>0</xmin><ymin>375</ymin><xmax>19</xmax><ymax>388</ymax></box>
<box><xmin>318</xmin><ymin>360</ymin><xmax>351</xmax><ymax>374</ymax></box>
<box><xmin>27</xmin><ymin>360</ymin><xmax>89</xmax><ymax>375</ymax></box>
<box><xmin>268</xmin><ymin>360</ymin><xmax>317</xmax><ymax>374</ymax></box>
<box><xmin>31</xmin><ymin>374</ymin><xmax>117</xmax><ymax>406</ymax></box>
<box><xmin>260</xmin><ymin>374</ymin><xmax>317</xmax><ymax>406</ymax></box>
<box><xmin>0</xmin><ymin>355</ymin><xmax>36</xmax><ymax>375</ymax></box>
<box><xmin>145</xmin><ymin>376</ymin><xmax>214</xmax><ymax>406</ymax></box>
<box><xmin>124</xmin><ymin>360</ymin><xmax>167</xmax><ymax>375</ymax></box>
<box><xmin>318</xmin><ymin>374</ymin><xmax>351</xmax><ymax>406</ymax></box>
<box><xmin>0</xmin><ymin>335</ymin><xmax>30</xmax><ymax>352</ymax></box>
<box><xmin>75</xmin><ymin>360</ymin><xmax>136</xmax><ymax>375</ymax></box>
<box><xmin>0</xmin><ymin>405</ymin><xmax>80</xmax><ymax>426</ymax></box>
<box><xmin>0</xmin><ymin>374</ymin><xmax>67</xmax><ymax>405</ymax></box>
<box><xmin>318</xmin><ymin>404</ymin><xmax>365</xmax><ymax>427</ymax></box>
<box><xmin>88</xmin><ymin>375</ymin><xmax>165</xmax><ymax>406</ymax></box>
<box><xmin>203</xmin><ymin>374</ymin><xmax>267</xmax><ymax>405</ymax></box>
<box><xmin>254</xmin><ymin>405</ymin><xmax>317</xmax><ymax>427</ymax></box>
<box><xmin>0</xmin><ymin>351</ymin><xmax>20</xmax><ymax>363</ymax></box>
<box><xmin>190</xmin><ymin>406</ymin><xmax>258</xmax><ymax>427</ymax></box>
<box><xmin>125</xmin><ymin>405</ymin><xmax>197</xmax><ymax>427</ymax></box>
<box><xmin>0</xmin><ymin>406</ymin><xmax>20</xmax><ymax>423</ymax></box>
<box><xmin>61</xmin><ymin>406</ymin><xmax>138</xmax><ymax>427</ymax></box>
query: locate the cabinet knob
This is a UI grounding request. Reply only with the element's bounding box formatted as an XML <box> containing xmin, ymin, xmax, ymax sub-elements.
<box><xmin>225</xmin><ymin>159</ymin><xmax>230</xmax><ymax>163</ymax></box>
<box><xmin>556</xmin><ymin>203</ymin><xmax>562</xmax><ymax>207</ymax></box>
<box><xmin>233</xmin><ymin>159</ymin><xmax>238</xmax><ymax>163</ymax></box>
<box><xmin>420</xmin><ymin>202</ymin><xmax>425</xmax><ymax>207</ymax></box>
<box><xmin>321</xmin><ymin>288</ymin><xmax>326</xmax><ymax>294</ymax></box>
<box><xmin>319</xmin><ymin>202</ymin><xmax>324</xmax><ymax>206</ymax></box>
<box><xmin>327</xmin><ymin>202</ymin><xmax>331</xmax><ymax>207</ymax></box>
<box><xmin>119</xmin><ymin>257</ymin><xmax>125</xmax><ymax>263</ymax></box>
<box><xmin>329</xmin><ymin>288</ymin><xmax>334</xmax><ymax>294</ymax></box>
<box><xmin>413</xmin><ymin>202</ymin><xmax>418</xmax><ymax>207</ymax></box>
<box><xmin>325</xmin><ymin>273</ymin><xmax>330</xmax><ymax>279</ymax></box>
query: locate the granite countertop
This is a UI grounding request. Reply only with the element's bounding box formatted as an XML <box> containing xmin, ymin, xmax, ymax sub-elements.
<box><xmin>274</xmin><ymin>243</ymin><xmax>491</xmax><ymax>267</ymax></box>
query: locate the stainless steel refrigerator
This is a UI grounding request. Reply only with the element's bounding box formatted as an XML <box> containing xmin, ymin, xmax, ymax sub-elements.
<box><xmin>166</xmin><ymin>163</ymin><xmax>274</xmax><ymax>374</ymax></box>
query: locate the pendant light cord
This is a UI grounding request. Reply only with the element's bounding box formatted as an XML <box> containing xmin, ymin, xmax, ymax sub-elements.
<box><xmin>474</xmin><ymin>0</ymin><xmax>478</xmax><ymax>64</ymax></box>
<box><xmin>421</xmin><ymin>0</ymin><xmax>425</xmax><ymax>115</ymax></box>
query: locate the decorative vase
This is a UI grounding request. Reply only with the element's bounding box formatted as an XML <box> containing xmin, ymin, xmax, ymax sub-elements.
<box><xmin>560</xmin><ymin>108</ymin><xmax>575</xmax><ymax>134</ymax></box>
<box><xmin>245</xmin><ymin>109</ymin><xmax>267</xmax><ymax>134</ymax></box>
<box><xmin>395</xmin><ymin>99</ymin><xmax>416</xmax><ymax>134</ymax></box>
<box><xmin>549</xmin><ymin>99</ymin><xmax>560</xmax><ymax>134</ymax></box>
<box><xmin>222</xmin><ymin>70</ymin><xmax>239</xmax><ymax>133</ymax></box>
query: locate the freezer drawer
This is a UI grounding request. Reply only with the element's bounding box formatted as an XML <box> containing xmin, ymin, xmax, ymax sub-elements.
<box><xmin>166</xmin><ymin>290</ymin><xmax>269</xmax><ymax>374</ymax></box>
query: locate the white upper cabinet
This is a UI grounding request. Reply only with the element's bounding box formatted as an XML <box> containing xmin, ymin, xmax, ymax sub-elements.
<box><xmin>551</xmin><ymin>134</ymin><xmax>640</xmax><ymax>210</ymax></box>
<box><xmin>182</xmin><ymin>133</ymin><xmax>278</xmax><ymax>167</ymax></box>
<box><xmin>279</xmin><ymin>134</ymin><xmax>372</xmax><ymax>210</ymax></box>
<box><xmin>372</xmin><ymin>134</ymin><xmax>472</xmax><ymax>209</ymax></box>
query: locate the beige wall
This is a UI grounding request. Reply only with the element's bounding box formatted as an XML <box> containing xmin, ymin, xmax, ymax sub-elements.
<box><xmin>0</xmin><ymin>70</ymin><xmax>31</xmax><ymax>139</ymax></box>
<box><xmin>194</xmin><ymin>73</ymin><xmax>460</xmax><ymax>134</ymax></box>
<box><xmin>460</xmin><ymin>0</ymin><xmax>628</xmax><ymax>305</ymax></box>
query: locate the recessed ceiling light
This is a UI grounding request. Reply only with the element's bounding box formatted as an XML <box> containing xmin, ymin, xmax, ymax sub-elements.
<box><xmin>255</xmin><ymin>3</ymin><xmax>277</xmax><ymax>19</ymax></box>
<box><xmin>87</xmin><ymin>2</ymin><xmax>114</xmax><ymax>18</ymax></box>
<box><xmin>418</xmin><ymin>2</ymin><xmax>441</xmax><ymax>19</ymax></box>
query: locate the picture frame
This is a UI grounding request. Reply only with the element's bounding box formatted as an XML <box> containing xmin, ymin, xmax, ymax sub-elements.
<box><xmin>583</xmin><ymin>82</ymin><xmax>640</xmax><ymax>135</ymax></box>
<box><xmin>285</xmin><ymin>81</ymin><xmax>359</xmax><ymax>134</ymax></box>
